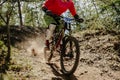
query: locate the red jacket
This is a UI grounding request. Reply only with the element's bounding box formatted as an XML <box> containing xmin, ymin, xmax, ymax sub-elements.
<box><xmin>43</xmin><ymin>0</ymin><xmax>76</xmax><ymax>16</ymax></box>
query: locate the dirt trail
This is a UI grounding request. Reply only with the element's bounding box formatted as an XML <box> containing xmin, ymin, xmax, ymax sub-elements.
<box><xmin>7</xmin><ymin>30</ymin><xmax>120</xmax><ymax>80</ymax></box>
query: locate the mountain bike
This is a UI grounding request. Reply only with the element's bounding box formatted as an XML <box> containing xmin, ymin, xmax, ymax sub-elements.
<box><xmin>44</xmin><ymin>16</ymin><xmax>80</xmax><ymax>75</ymax></box>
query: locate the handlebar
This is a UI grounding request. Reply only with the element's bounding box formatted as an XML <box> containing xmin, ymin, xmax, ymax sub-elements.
<box><xmin>60</xmin><ymin>16</ymin><xmax>75</xmax><ymax>23</ymax></box>
<box><xmin>60</xmin><ymin>16</ymin><xmax>84</xmax><ymax>23</ymax></box>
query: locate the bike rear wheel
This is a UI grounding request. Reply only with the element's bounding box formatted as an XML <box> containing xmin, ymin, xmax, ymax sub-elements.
<box><xmin>60</xmin><ymin>36</ymin><xmax>80</xmax><ymax>75</ymax></box>
<box><xmin>44</xmin><ymin>43</ymin><xmax>54</xmax><ymax>63</ymax></box>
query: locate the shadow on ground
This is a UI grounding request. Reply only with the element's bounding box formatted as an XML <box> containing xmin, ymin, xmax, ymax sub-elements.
<box><xmin>49</xmin><ymin>64</ymin><xmax>78</xmax><ymax>80</ymax></box>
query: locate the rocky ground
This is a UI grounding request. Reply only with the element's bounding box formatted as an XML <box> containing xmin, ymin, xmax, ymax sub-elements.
<box><xmin>3</xmin><ymin>28</ymin><xmax>120</xmax><ymax>80</ymax></box>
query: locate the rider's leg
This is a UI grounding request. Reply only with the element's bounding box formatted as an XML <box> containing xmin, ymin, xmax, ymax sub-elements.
<box><xmin>43</xmin><ymin>14</ymin><xmax>57</xmax><ymax>49</ymax></box>
<box><xmin>45</xmin><ymin>23</ymin><xmax>56</xmax><ymax>49</ymax></box>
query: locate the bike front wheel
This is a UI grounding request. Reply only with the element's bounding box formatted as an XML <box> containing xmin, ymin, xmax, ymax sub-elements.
<box><xmin>60</xmin><ymin>36</ymin><xmax>80</xmax><ymax>75</ymax></box>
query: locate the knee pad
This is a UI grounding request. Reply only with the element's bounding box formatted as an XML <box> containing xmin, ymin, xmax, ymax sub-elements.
<box><xmin>46</xmin><ymin>24</ymin><xmax>56</xmax><ymax>40</ymax></box>
<box><xmin>49</xmin><ymin>23</ymin><xmax>56</xmax><ymax>31</ymax></box>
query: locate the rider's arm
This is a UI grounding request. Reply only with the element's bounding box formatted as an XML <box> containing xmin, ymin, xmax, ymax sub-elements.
<box><xmin>68</xmin><ymin>1</ymin><xmax>84</xmax><ymax>23</ymax></box>
<box><xmin>42</xmin><ymin>0</ymin><xmax>54</xmax><ymax>9</ymax></box>
<box><xmin>68</xmin><ymin>1</ymin><xmax>76</xmax><ymax>16</ymax></box>
<box><xmin>42</xmin><ymin>0</ymin><xmax>55</xmax><ymax>13</ymax></box>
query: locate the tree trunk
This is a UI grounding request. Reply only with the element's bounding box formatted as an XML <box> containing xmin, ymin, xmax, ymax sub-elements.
<box><xmin>5</xmin><ymin>13</ymin><xmax>11</xmax><ymax>64</ymax></box>
<box><xmin>17</xmin><ymin>0</ymin><xmax>23</xmax><ymax>26</ymax></box>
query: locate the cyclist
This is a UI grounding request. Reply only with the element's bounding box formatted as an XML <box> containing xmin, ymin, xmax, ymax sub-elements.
<box><xmin>42</xmin><ymin>0</ymin><xmax>84</xmax><ymax>51</ymax></box>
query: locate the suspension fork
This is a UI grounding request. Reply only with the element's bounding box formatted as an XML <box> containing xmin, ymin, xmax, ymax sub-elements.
<box><xmin>67</xmin><ymin>23</ymin><xmax>73</xmax><ymax>53</ymax></box>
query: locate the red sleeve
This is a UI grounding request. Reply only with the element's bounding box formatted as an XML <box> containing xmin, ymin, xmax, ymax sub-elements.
<box><xmin>43</xmin><ymin>0</ymin><xmax>54</xmax><ymax>7</ymax></box>
<box><xmin>68</xmin><ymin>1</ymin><xmax>77</xmax><ymax>16</ymax></box>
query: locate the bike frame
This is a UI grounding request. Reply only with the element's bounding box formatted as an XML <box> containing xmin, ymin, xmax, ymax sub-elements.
<box><xmin>52</xmin><ymin>17</ymin><xmax>74</xmax><ymax>51</ymax></box>
<box><xmin>45</xmin><ymin>17</ymin><xmax>80</xmax><ymax>75</ymax></box>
